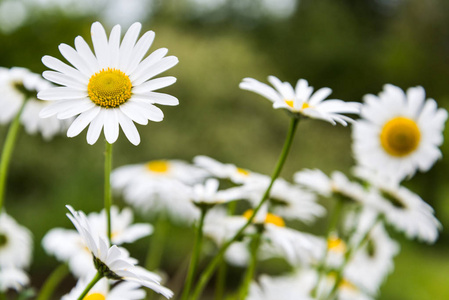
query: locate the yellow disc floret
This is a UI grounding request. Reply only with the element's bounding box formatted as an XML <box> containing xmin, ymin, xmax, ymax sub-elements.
<box><xmin>243</xmin><ymin>209</ymin><xmax>285</xmax><ymax>227</ymax></box>
<box><xmin>84</xmin><ymin>293</ymin><xmax>106</xmax><ymax>300</ymax></box>
<box><xmin>327</xmin><ymin>235</ymin><xmax>346</xmax><ymax>253</ymax></box>
<box><xmin>237</xmin><ymin>167</ymin><xmax>250</xmax><ymax>176</ymax></box>
<box><xmin>285</xmin><ymin>100</ymin><xmax>310</xmax><ymax>111</ymax></box>
<box><xmin>380</xmin><ymin>117</ymin><xmax>421</xmax><ymax>157</ymax></box>
<box><xmin>87</xmin><ymin>68</ymin><xmax>132</xmax><ymax>108</ymax></box>
<box><xmin>146</xmin><ymin>160</ymin><xmax>170</xmax><ymax>174</ymax></box>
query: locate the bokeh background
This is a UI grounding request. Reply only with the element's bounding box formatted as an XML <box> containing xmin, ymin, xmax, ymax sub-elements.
<box><xmin>0</xmin><ymin>0</ymin><xmax>448</xmax><ymax>299</ymax></box>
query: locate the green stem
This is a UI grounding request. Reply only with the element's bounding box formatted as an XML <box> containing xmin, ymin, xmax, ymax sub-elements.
<box><xmin>239</xmin><ymin>229</ymin><xmax>262</xmax><ymax>299</ymax></box>
<box><xmin>189</xmin><ymin>117</ymin><xmax>299</xmax><ymax>300</ymax></box>
<box><xmin>145</xmin><ymin>214</ymin><xmax>169</xmax><ymax>272</ymax></box>
<box><xmin>214</xmin><ymin>201</ymin><xmax>238</xmax><ymax>300</ymax></box>
<box><xmin>181</xmin><ymin>207</ymin><xmax>208</xmax><ymax>300</ymax></box>
<box><xmin>104</xmin><ymin>141</ymin><xmax>113</xmax><ymax>244</ymax></box>
<box><xmin>76</xmin><ymin>271</ymin><xmax>102</xmax><ymax>300</ymax></box>
<box><xmin>36</xmin><ymin>263</ymin><xmax>69</xmax><ymax>300</ymax></box>
<box><xmin>0</xmin><ymin>101</ymin><xmax>26</xmax><ymax>213</ymax></box>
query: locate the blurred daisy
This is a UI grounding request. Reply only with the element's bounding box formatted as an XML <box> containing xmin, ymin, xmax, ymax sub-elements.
<box><xmin>0</xmin><ymin>67</ymin><xmax>69</xmax><ymax>140</ymax></box>
<box><xmin>112</xmin><ymin>160</ymin><xmax>208</xmax><ymax>223</ymax></box>
<box><xmin>352</xmin><ymin>84</ymin><xmax>447</xmax><ymax>180</ymax></box>
<box><xmin>66</xmin><ymin>205</ymin><xmax>173</xmax><ymax>298</ymax></box>
<box><xmin>0</xmin><ymin>212</ymin><xmax>32</xmax><ymax>269</ymax></box>
<box><xmin>345</xmin><ymin>210</ymin><xmax>400</xmax><ymax>295</ymax></box>
<box><xmin>43</xmin><ymin>205</ymin><xmax>152</xmax><ymax>278</ymax></box>
<box><xmin>204</xmin><ymin>208</ymin><xmax>324</xmax><ymax>267</ymax></box>
<box><xmin>294</xmin><ymin>169</ymin><xmax>369</xmax><ymax>205</ymax></box>
<box><xmin>0</xmin><ymin>266</ymin><xmax>29</xmax><ymax>292</ymax></box>
<box><xmin>239</xmin><ymin>76</ymin><xmax>360</xmax><ymax>125</ymax></box>
<box><xmin>38</xmin><ymin>21</ymin><xmax>179</xmax><ymax>145</ymax></box>
<box><xmin>354</xmin><ymin>167</ymin><xmax>441</xmax><ymax>243</ymax></box>
<box><xmin>62</xmin><ymin>277</ymin><xmax>146</xmax><ymax>300</ymax></box>
<box><xmin>190</xmin><ymin>178</ymin><xmax>249</xmax><ymax>207</ymax></box>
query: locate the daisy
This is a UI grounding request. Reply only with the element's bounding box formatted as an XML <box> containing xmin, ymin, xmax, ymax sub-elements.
<box><xmin>247</xmin><ymin>273</ymin><xmax>314</xmax><ymax>300</ymax></box>
<box><xmin>65</xmin><ymin>205</ymin><xmax>173</xmax><ymax>298</ymax></box>
<box><xmin>112</xmin><ymin>160</ymin><xmax>208</xmax><ymax>223</ymax></box>
<box><xmin>190</xmin><ymin>178</ymin><xmax>249</xmax><ymax>207</ymax></box>
<box><xmin>42</xmin><ymin>205</ymin><xmax>152</xmax><ymax>278</ymax></box>
<box><xmin>0</xmin><ymin>212</ymin><xmax>32</xmax><ymax>269</ymax></box>
<box><xmin>239</xmin><ymin>76</ymin><xmax>360</xmax><ymax>125</ymax></box>
<box><xmin>38</xmin><ymin>21</ymin><xmax>179</xmax><ymax>145</ymax></box>
<box><xmin>352</xmin><ymin>84</ymin><xmax>448</xmax><ymax>180</ymax></box>
<box><xmin>354</xmin><ymin>167</ymin><xmax>441</xmax><ymax>243</ymax></box>
<box><xmin>0</xmin><ymin>266</ymin><xmax>29</xmax><ymax>292</ymax></box>
<box><xmin>62</xmin><ymin>277</ymin><xmax>146</xmax><ymax>300</ymax></box>
<box><xmin>0</xmin><ymin>67</ymin><xmax>69</xmax><ymax>140</ymax></box>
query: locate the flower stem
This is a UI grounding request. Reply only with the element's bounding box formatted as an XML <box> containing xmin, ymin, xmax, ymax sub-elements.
<box><xmin>189</xmin><ymin>117</ymin><xmax>299</xmax><ymax>300</ymax></box>
<box><xmin>239</xmin><ymin>229</ymin><xmax>263</xmax><ymax>299</ymax></box>
<box><xmin>181</xmin><ymin>207</ymin><xmax>208</xmax><ymax>300</ymax></box>
<box><xmin>104</xmin><ymin>141</ymin><xmax>113</xmax><ymax>244</ymax></box>
<box><xmin>36</xmin><ymin>263</ymin><xmax>69</xmax><ymax>300</ymax></box>
<box><xmin>76</xmin><ymin>271</ymin><xmax>102</xmax><ymax>300</ymax></box>
<box><xmin>145</xmin><ymin>214</ymin><xmax>168</xmax><ymax>272</ymax></box>
<box><xmin>0</xmin><ymin>101</ymin><xmax>26</xmax><ymax>213</ymax></box>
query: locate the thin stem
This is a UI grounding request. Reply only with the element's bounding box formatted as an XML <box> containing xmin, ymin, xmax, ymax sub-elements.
<box><xmin>180</xmin><ymin>207</ymin><xmax>208</xmax><ymax>300</ymax></box>
<box><xmin>239</xmin><ymin>229</ymin><xmax>262</xmax><ymax>299</ymax></box>
<box><xmin>76</xmin><ymin>271</ymin><xmax>102</xmax><ymax>300</ymax></box>
<box><xmin>189</xmin><ymin>117</ymin><xmax>299</xmax><ymax>300</ymax></box>
<box><xmin>145</xmin><ymin>214</ymin><xmax>169</xmax><ymax>271</ymax></box>
<box><xmin>104</xmin><ymin>141</ymin><xmax>113</xmax><ymax>244</ymax></box>
<box><xmin>36</xmin><ymin>263</ymin><xmax>69</xmax><ymax>300</ymax></box>
<box><xmin>0</xmin><ymin>101</ymin><xmax>26</xmax><ymax>213</ymax></box>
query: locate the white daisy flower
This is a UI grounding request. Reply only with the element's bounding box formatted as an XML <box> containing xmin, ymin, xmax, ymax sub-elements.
<box><xmin>38</xmin><ymin>21</ymin><xmax>179</xmax><ymax>145</ymax></box>
<box><xmin>0</xmin><ymin>266</ymin><xmax>29</xmax><ymax>292</ymax></box>
<box><xmin>203</xmin><ymin>209</ymin><xmax>324</xmax><ymax>267</ymax></box>
<box><xmin>112</xmin><ymin>160</ymin><xmax>208</xmax><ymax>223</ymax></box>
<box><xmin>354</xmin><ymin>167</ymin><xmax>441</xmax><ymax>243</ymax></box>
<box><xmin>0</xmin><ymin>67</ymin><xmax>69</xmax><ymax>140</ymax></box>
<box><xmin>239</xmin><ymin>76</ymin><xmax>360</xmax><ymax>125</ymax></box>
<box><xmin>66</xmin><ymin>205</ymin><xmax>173</xmax><ymax>298</ymax></box>
<box><xmin>352</xmin><ymin>84</ymin><xmax>448</xmax><ymax>180</ymax></box>
<box><xmin>247</xmin><ymin>273</ymin><xmax>314</xmax><ymax>300</ymax></box>
<box><xmin>62</xmin><ymin>277</ymin><xmax>146</xmax><ymax>300</ymax></box>
<box><xmin>193</xmin><ymin>155</ymin><xmax>262</xmax><ymax>185</ymax></box>
<box><xmin>190</xmin><ymin>178</ymin><xmax>248</xmax><ymax>207</ymax></box>
<box><xmin>42</xmin><ymin>206</ymin><xmax>152</xmax><ymax>278</ymax></box>
<box><xmin>294</xmin><ymin>169</ymin><xmax>369</xmax><ymax>205</ymax></box>
<box><xmin>0</xmin><ymin>212</ymin><xmax>32</xmax><ymax>269</ymax></box>
<box><xmin>345</xmin><ymin>209</ymin><xmax>400</xmax><ymax>295</ymax></box>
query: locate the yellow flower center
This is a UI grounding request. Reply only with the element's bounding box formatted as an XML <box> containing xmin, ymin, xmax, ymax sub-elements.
<box><xmin>285</xmin><ymin>100</ymin><xmax>310</xmax><ymax>111</ymax></box>
<box><xmin>236</xmin><ymin>167</ymin><xmax>250</xmax><ymax>176</ymax></box>
<box><xmin>380</xmin><ymin>117</ymin><xmax>421</xmax><ymax>157</ymax></box>
<box><xmin>327</xmin><ymin>236</ymin><xmax>346</xmax><ymax>253</ymax></box>
<box><xmin>146</xmin><ymin>160</ymin><xmax>170</xmax><ymax>173</ymax></box>
<box><xmin>243</xmin><ymin>210</ymin><xmax>285</xmax><ymax>227</ymax></box>
<box><xmin>84</xmin><ymin>293</ymin><xmax>106</xmax><ymax>300</ymax></box>
<box><xmin>87</xmin><ymin>68</ymin><xmax>132</xmax><ymax>108</ymax></box>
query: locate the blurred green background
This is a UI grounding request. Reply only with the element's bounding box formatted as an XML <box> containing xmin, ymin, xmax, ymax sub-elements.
<box><xmin>1</xmin><ymin>0</ymin><xmax>449</xmax><ymax>298</ymax></box>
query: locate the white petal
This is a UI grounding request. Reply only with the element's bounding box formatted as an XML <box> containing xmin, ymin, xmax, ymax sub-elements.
<box><xmin>104</xmin><ymin>109</ymin><xmax>120</xmax><ymax>144</ymax></box>
<box><xmin>108</xmin><ymin>25</ymin><xmax>122</xmax><ymax>69</ymax></box>
<box><xmin>133</xmin><ymin>92</ymin><xmax>179</xmax><ymax>106</ymax></box>
<box><xmin>117</xmin><ymin>110</ymin><xmax>140</xmax><ymax>145</ymax></box>
<box><xmin>132</xmin><ymin>76</ymin><xmax>176</xmax><ymax>94</ymax></box>
<box><xmin>129</xmin><ymin>48</ymin><xmax>168</xmax><ymax>82</ymax></box>
<box><xmin>58</xmin><ymin>43</ymin><xmax>92</xmax><ymax>76</ymax></box>
<box><xmin>91</xmin><ymin>22</ymin><xmax>110</xmax><ymax>68</ymax></box>
<box><xmin>38</xmin><ymin>87</ymin><xmax>88</xmax><ymax>100</ymax></box>
<box><xmin>42</xmin><ymin>71</ymin><xmax>86</xmax><ymax>90</ymax></box>
<box><xmin>119</xmin><ymin>22</ymin><xmax>142</xmax><ymax>72</ymax></box>
<box><xmin>87</xmin><ymin>110</ymin><xmax>105</xmax><ymax>145</ymax></box>
<box><xmin>74</xmin><ymin>36</ymin><xmax>99</xmax><ymax>72</ymax></box>
<box><xmin>308</xmin><ymin>87</ymin><xmax>332</xmax><ymax>106</ymax></box>
<box><xmin>42</xmin><ymin>56</ymin><xmax>88</xmax><ymax>83</ymax></box>
<box><xmin>126</xmin><ymin>30</ymin><xmax>155</xmax><ymax>74</ymax></box>
<box><xmin>56</xmin><ymin>98</ymin><xmax>95</xmax><ymax>119</ymax></box>
<box><xmin>119</xmin><ymin>101</ymin><xmax>149</xmax><ymax>125</ymax></box>
<box><xmin>67</xmin><ymin>106</ymin><xmax>101</xmax><ymax>138</ymax></box>
<box><xmin>131</xmin><ymin>56</ymin><xmax>178</xmax><ymax>86</ymax></box>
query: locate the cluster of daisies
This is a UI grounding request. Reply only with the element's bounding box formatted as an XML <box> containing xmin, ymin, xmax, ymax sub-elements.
<box><xmin>0</xmin><ymin>20</ymin><xmax>447</xmax><ymax>300</ymax></box>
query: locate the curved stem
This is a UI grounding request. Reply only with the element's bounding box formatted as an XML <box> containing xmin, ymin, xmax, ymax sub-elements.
<box><xmin>0</xmin><ymin>101</ymin><xmax>26</xmax><ymax>213</ymax></box>
<box><xmin>181</xmin><ymin>207</ymin><xmax>208</xmax><ymax>300</ymax></box>
<box><xmin>189</xmin><ymin>117</ymin><xmax>299</xmax><ymax>300</ymax></box>
<box><xmin>36</xmin><ymin>263</ymin><xmax>69</xmax><ymax>300</ymax></box>
<box><xmin>104</xmin><ymin>141</ymin><xmax>113</xmax><ymax>244</ymax></box>
<box><xmin>76</xmin><ymin>271</ymin><xmax>102</xmax><ymax>300</ymax></box>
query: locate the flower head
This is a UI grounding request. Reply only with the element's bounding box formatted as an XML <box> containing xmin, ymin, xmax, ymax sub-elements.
<box><xmin>38</xmin><ymin>22</ymin><xmax>179</xmax><ymax>145</ymax></box>
<box><xmin>0</xmin><ymin>212</ymin><xmax>32</xmax><ymax>269</ymax></box>
<box><xmin>0</xmin><ymin>267</ymin><xmax>29</xmax><ymax>292</ymax></box>
<box><xmin>239</xmin><ymin>76</ymin><xmax>360</xmax><ymax>125</ymax></box>
<box><xmin>352</xmin><ymin>84</ymin><xmax>447</xmax><ymax>180</ymax></box>
<box><xmin>65</xmin><ymin>205</ymin><xmax>173</xmax><ymax>298</ymax></box>
<box><xmin>0</xmin><ymin>67</ymin><xmax>69</xmax><ymax>139</ymax></box>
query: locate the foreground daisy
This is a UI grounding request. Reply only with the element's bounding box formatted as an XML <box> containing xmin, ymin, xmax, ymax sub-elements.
<box><xmin>65</xmin><ymin>205</ymin><xmax>173</xmax><ymax>298</ymax></box>
<box><xmin>239</xmin><ymin>76</ymin><xmax>360</xmax><ymax>125</ymax></box>
<box><xmin>38</xmin><ymin>21</ymin><xmax>179</xmax><ymax>145</ymax></box>
<box><xmin>0</xmin><ymin>67</ymin><xmax>69</xmax><ymax>140</ymax></box>
<box><xmin>352</xmin><ymin>84</ymin><xmax>447</xmax><ymax>180</ymax></box>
